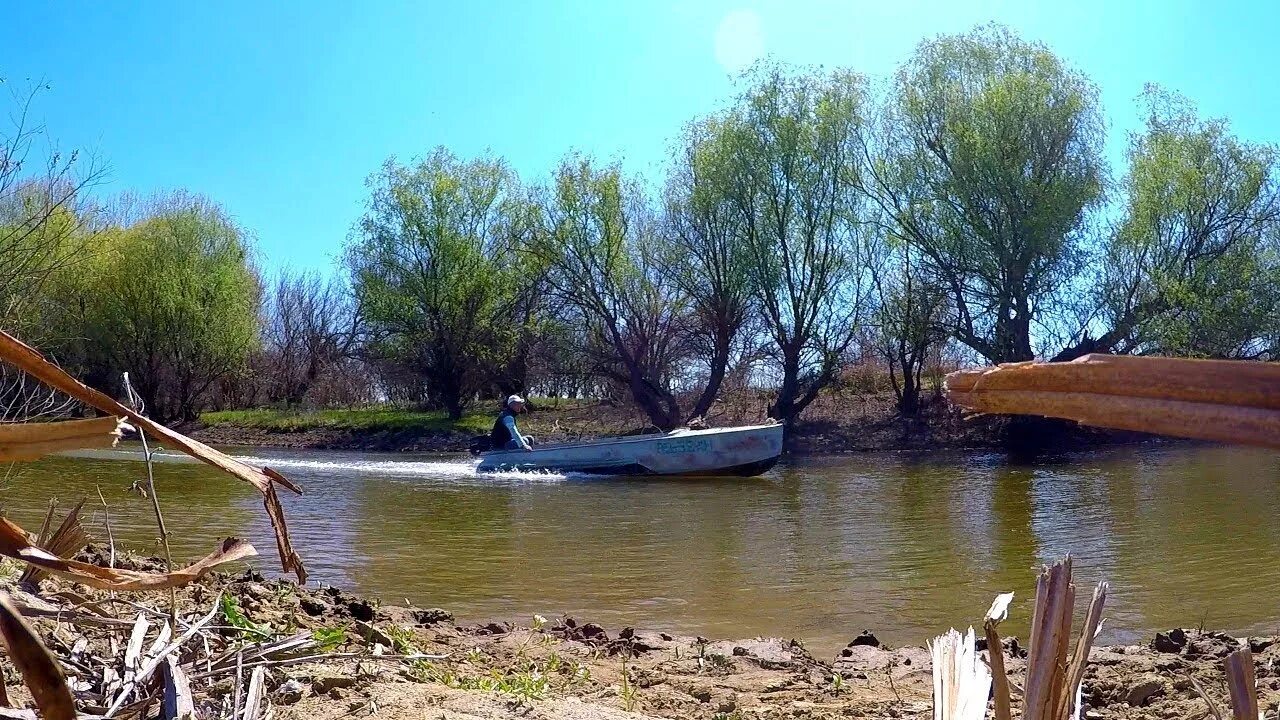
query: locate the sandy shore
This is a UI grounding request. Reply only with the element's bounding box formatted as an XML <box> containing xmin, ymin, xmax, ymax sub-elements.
<box><xmin>12</xmin><ymin>551</ymin><xmax>1273</xmax><ymax>720</ymax></box>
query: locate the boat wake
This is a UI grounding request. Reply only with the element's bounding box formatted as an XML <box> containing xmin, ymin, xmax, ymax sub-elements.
<box><xmin>65</xmin><ymin>447</ymin><xmax>571</xmax><ymax>484</ymax></box>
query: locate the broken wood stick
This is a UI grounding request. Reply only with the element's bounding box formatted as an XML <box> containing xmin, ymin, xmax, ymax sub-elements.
<box><xmin>0</xmin><ymin>330</ymin><xmax>306</xmax><ymax>582</ymax></box>
<box><xmin>1224</xmin><ymin>647</ymin><xmax>1259</xmax><ymax>720</ymax></box>
<box><xmin>930</xmin><ymin>627</ymin><xmax>991</xmax><ymax>720</ymax></box>
<box><xmin>983</xmin><ymin>592</ymin><xmax>1015</xmax><ymax>720</ymax></box>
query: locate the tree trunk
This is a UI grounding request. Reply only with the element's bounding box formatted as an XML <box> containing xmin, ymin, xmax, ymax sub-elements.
<box><xmin>687</xmin><ymin>334</ymin><xmax>731</xmax><ymax>422</ymax></box>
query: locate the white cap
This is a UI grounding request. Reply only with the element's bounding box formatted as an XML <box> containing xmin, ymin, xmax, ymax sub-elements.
<box><xmin>506</xmin><ymin>394</ymin><xmax>526</xmax><ymax>406</ymax></box>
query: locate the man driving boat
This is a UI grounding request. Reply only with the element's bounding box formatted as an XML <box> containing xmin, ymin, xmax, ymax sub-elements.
<box><xmin>491</xmin><ymin>394</ymin><xmax>533</xmax><ymax>451</ymax></box>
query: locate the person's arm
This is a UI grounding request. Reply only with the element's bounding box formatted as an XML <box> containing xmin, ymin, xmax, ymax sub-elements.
<box><xmin>502</xmin><ymin>414</ymin><xmax>531</xmax><ymax>450</ymax></box>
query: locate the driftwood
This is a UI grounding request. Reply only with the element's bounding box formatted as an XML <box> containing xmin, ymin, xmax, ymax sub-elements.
<box><xmin>0</xmin><ymin>517</ymin><xmax>256</xmax><ymax>591</ymax></box>
<box><xmin>0</xmin><ymin>330</ymin><xmax>306</xmax><ymax>582</ymax></box>
<box><xmin>1223</xmin><ymin>648</ymin><xmax>1259</xmax><ymax>720</ymax></box>
<box><xmin>0</xmin><ymin>417</ymin><xmax>127</xmax><ymax>462</ymax></box>
<box><xmin>945</xmin><ymin>354</ymin><xmax>1280</xmax><ymax>449</ymax></box>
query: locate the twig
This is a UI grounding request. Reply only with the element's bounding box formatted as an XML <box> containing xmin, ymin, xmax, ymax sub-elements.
<box><xmin>1187</xmin><ymin>672</ymin><xmax>1225</xmax><ymax>720</ymax></box>
<box><xmin>121</xmin><ymin>372</ymin><xmax>177</xmax><ymax>623</ymax></box>
<box><xmin>233</xmin><ymin>649</ymin><xmax>242</xmax><ymax>720</ymax></box>
<box><xmin>94</xmin><ymin>486</ymin><xmax>115</xmax><ymax>571</ymax></box>
<box><xmin>242</xmin><ymin>666</ymin><xmax>265</xmax><ymax>720</ymax></box>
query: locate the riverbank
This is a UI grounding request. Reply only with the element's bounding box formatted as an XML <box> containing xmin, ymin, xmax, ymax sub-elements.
<box><xmin>10</xmin><ymin>549</ymin><xmax>1275</xmax><ymax>720</ymax></box>
<box><xmin>191</xmin><ymin>392</ymin><xmax>1150</xmax><ymax>454</ymax></box>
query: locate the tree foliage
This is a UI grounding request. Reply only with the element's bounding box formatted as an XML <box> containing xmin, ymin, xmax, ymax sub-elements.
<box><xmin>347</xmin><ymin>149</ymin><xmax>538</xmax><ymax>419</ymax></box>
<box><xmin>50</xmin><ymin>194</ymin><xmax>260</xmax><ymax>422</ymax></box>
<box><xmin>869</xmin><ymin>24</ymin><xmax>1105</xmax><ymax>364</ymax></box>
<box><xmin>1093</xmin><ymin>86</ymin><xmax>1280</xmax><ymax>359</ymax></box>
<box><xmin>663</xmin><ymin>119</ymin><xmax>757</xmax><ymax>421</ymax></box>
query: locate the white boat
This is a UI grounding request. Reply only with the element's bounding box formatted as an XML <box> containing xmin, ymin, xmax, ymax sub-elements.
<box><xmin>474</xmin><ymin>423</ymin><xmax>784</xmax><ymax>476</ymax></box>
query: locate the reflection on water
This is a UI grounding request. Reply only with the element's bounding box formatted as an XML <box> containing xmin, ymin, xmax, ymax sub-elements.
<box><xmin>3</xmin><ymin>443</ymin><xmax>1279</xmax><ymax>657</ymax></box>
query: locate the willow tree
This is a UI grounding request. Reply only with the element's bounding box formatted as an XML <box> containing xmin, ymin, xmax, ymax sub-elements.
<box><xmin>347</xmin><ymin>149</ymin><xmax>538</xmax><ymax>418</ymax></box>
<box><xmin>50</xmin><ymin>194</ymin><xmax>260</xmax><ymax>422</ymax></box>
<box><xmin>662</xmin><ymin>118</ymin><xmax>756</xmax><ymax>421</ymax></box>
<box><xmin>1087</xmin><ymin>87</ymin><xmax>1280</xmax><ymax>360</ymax></box>
<box><xmin>714</xmin><ymin>64</ymin><xmax>873</xmax><ymax>428</ymax></box>
<box><xmin>869</xmin><ymin>24</ymin><xmax>1105</xmax><ymax>364</ymax></box>
<box><xmin>532</xmin><ymin>156</ymin><xmax>686</xmax><ymax>430</ymax></box>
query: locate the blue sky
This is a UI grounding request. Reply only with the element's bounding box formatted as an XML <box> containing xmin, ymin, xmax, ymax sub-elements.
<box><xmin>2</xmin><ymin>0</ymin><xmax>1276</xmax><ymax>274</ymax></box>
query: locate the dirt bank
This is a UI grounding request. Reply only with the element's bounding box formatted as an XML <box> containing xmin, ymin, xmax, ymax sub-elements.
<box><xmin>10</xmin><ymin>550</ymin><xmax>1273</xmax><ymax>720</ymax></box>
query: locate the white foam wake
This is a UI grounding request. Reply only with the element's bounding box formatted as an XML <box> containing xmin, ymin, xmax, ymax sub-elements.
<box><xmin>64</xmin><ymin>447</ymin><xmax>570</xmax><ymax>483</ymax></box>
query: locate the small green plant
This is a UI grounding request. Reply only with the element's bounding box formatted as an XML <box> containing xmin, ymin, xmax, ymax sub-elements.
<box><xmin>830</xmin><ymin>671</ymin><xmax>845</xmax><ymax>695</ymax></box>
<box><xmin>220</xmin><ymin>595</ymin><xmax>271</xmax><ymax>639</ymax></box>
<box><xmin>532</xmin><ymin>614</ymin><xmax>547</xmax><ymax>631</ymax></box>
<box><xmin>465</xmin><ymin>647</ymin><xmax>485</xmax><ymax>665</ymax></box>
<box><xmin>505</xmin><ymin>666</ymin><xmax>548</xmax><ymax>703</ymax></box>
<box><xmin>545</xmin><ymin>652</ymin><xmax>562</xmax><ymax>674</ymax></box>
<box><xmin>568</xmin><ymin>661</ymin><xmax>592</xmax><ymax>686</ymax></box>
<box><xmin>311</xmin><ymin>625</ymin><xmax>347</xmax><ymax>651</ymax></box>
<box><xmin>619</xmin><ymin>656</ymin><xmax>637</xmax><ymax>712</ymax></box>
<box><xmin>706</xmin><ymin>652</ymin><xmax>732</xmax><ymax>668</ymax></box>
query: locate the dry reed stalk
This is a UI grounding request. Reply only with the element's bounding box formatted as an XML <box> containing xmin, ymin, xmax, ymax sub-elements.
<box><xmin>1021</xmin><ymin>558</ymin><xmax>1107</xmax><ymax>720</ymax></box>
<box><xmin>946</xmin><ymin>354</ymin><xmax>1280</xmax><ymax>449</ymax></box>
<box><xmin>19</xmin><ymin>500</ymin><xmax>89</xmax><ymax>586</ymax></box>
<box><xmin>930</xmin><ymin>627</ymin><xmax>991</xmax><ymax>720</ymax></box>
<box><xmin>122</xmin><ymin>372</ymin><xmax>178</xmax><ymax>622</ymax></box>
<box><xmin>0</xmin><ymin>516</ymin><xmax>256</xmax><ymax>591</ymax></box>
<box><xmin>0</xmin><ymin>416</ymin><xmax>126</xmax><ymax>462</ymax></box>
<box><xmin>0</xmin><ymin>592</ymin><xmax>75</xmax><ymax>720</ymax></box>
<box><xmin>0</xmin><ymin>330</ymin><xmax>306</xmax><ymax>582</ymax></box>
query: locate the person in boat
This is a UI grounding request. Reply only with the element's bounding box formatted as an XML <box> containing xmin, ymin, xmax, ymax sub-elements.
<box><xmin>491</xmin><ymin>394</ymin><xmax>534</xmax><ymax>451</ymax></box>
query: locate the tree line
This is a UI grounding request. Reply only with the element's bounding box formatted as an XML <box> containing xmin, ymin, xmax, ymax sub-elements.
<box><xmin>3</xmin><ymin>25</ymin><xmax>1278</xmax><ymax>428</ymax></box>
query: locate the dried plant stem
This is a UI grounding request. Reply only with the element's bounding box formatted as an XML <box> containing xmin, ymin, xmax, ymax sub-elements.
<box><xmin>122</xmin><ymin>373</ymin><xmax>177</xmax><ymax>622</ymax></box>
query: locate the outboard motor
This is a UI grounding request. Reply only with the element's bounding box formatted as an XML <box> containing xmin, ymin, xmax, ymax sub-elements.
<box><xmin>468</xmin><ymin>434</ymin><xmax>492</xmax><ymax>456</ymax></box>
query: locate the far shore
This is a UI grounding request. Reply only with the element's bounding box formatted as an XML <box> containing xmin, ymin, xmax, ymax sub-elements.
<box><xmin>186</xmin><ymin>394</ymin><xmax>1163</xmax><ymax>456</ymax></box>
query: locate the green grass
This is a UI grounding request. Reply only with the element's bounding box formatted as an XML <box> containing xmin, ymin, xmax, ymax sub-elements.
<box><xmin>200</xmin><ymin>407</ymin><xmax>492</xmax><ymax>435</ymax></box>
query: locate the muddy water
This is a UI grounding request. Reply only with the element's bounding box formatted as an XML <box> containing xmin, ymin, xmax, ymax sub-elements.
<box><xmin>3</xmin><ymin>443</ymin><xmax>1278</xmax><ymax>657</ymax></box>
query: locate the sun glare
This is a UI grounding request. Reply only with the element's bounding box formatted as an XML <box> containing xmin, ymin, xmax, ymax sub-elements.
<box><xmin>714</xmin><ymin>8</ymin><xmax>764</xmax><ymax>74</ymax></box>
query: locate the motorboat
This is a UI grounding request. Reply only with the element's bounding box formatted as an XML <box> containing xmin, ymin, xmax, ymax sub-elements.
<box><xmin>473</xmin><ymin>422</ymin><xmax>784</xmax><ymax>476</ymax></box>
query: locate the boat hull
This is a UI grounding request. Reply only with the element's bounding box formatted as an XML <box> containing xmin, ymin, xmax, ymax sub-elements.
<box><xmin>476</xmin><ymin>423</ymin><xmax>784</xmax><ymax>477</ymax></box>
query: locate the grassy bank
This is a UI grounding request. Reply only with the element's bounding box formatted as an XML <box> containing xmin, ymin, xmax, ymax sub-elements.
<box><xmin>201</xmin><ymin>407</ymin><xmax>494</xmax><ymax>435</ymax></box>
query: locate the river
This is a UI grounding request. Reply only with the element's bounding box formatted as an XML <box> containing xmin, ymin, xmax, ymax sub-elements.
<box><xmin>3</xmin><ymin>442</ymin><xmax>1278</xmax><ymax>658</ymax></box>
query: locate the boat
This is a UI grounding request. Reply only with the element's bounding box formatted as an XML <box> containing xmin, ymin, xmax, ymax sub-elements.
<box><xmin>473</xmin><ymin>422</ymin><xmax>784</xmax><ymax>476</ymax></box>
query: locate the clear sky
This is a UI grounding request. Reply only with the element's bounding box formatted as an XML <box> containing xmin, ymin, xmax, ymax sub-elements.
<box><xmin>3</xmin><ymin>0</ymin><xmax>1277</xmax><ymax>274</ymax></box>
